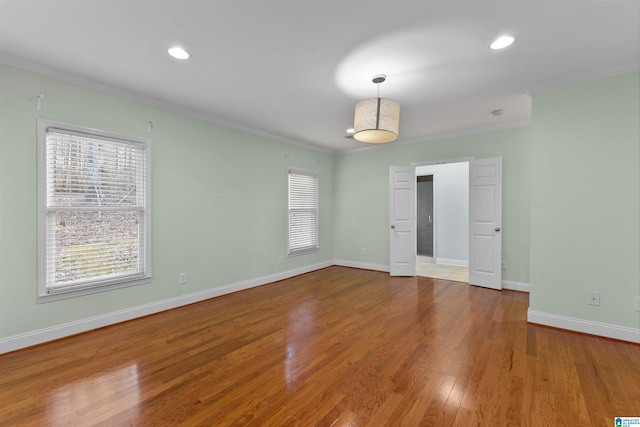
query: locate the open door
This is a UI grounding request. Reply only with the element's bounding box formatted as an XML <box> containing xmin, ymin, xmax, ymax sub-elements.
<box><xmin>469</xmin><ymin>157</ymin><xmax>502</xmax><ymax>289</ymax></box>
<box><xmin>389</xmin><ymin>166</ymin><xmax>416</xmax><ymax>276</ymax></box>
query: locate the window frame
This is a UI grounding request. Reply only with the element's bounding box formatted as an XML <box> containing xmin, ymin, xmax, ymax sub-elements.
<box><xmin>287</xmin><ymin>167</ymin><xmax>319</xmax><ymax>256</ymax></box>
<box><xmin>37</xmin><ymin>119</ymin><xmax>152</xmax><ymax>302</ymax></box>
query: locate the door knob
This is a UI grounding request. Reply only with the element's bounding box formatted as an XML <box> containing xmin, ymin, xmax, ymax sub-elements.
<box><xmin>390</xmin><ymin>225</ymin><xmax>395</xmax><ymax>229</ymax></box>
<box><xmin>495</xmin><ymin>227</ymin><xmax>501</xmax><ymax>232</ymax></box>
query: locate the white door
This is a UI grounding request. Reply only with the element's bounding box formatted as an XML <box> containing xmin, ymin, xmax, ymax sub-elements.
<box><xmin>468</xmin><ymin>157</ymin><xmax>502</xmax><ymax>289</ymax></box>
<box><xmin>389</xmin><ymin>166</ymin><xmax>416</xmax><ymax>276</ymax></box>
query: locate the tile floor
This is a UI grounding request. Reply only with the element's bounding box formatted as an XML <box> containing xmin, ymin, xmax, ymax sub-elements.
<box><xmin>416</xmin><ymin>256</ymin><xmax>469</xmax><ymax>283</ymax></box>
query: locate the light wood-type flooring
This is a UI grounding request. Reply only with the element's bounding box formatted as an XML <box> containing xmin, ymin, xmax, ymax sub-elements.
<box><xmin>416</xmin><ymin>256</ymin><xmax>468</xmax><ymax>283</ymax></box>
<box><xmin>1</xmin><ymin>266</ymin><xmax>639</xmax><ymax>426</ymax></box>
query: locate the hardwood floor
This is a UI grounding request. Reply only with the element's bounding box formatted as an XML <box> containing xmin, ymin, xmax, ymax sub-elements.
<box><xmin>1</xmin><ymin>266</ymin><xmax>639</xmax><ymax>426</ymax></box>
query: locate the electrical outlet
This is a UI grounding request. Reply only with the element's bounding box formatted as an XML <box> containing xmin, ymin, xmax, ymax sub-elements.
<box><xmin>268</xmin><ymin>257</ymin><xmax>274</xmax><ymax>266</ymax></box>
<box><xmin>179</xmin><ymin>272</ymin><xmax>187</xmax><ymax>284</ymax></box>
<box><xmin>361</xmin><ymin>248</ymin><xmax>366</xmax><ymax>255</ymax></box>
<box><xmin>587</xmin><ymin>291</ymin><xmax>600</xmax><ymax>306</ymax></box>
<box><xmin>278</xmin><ymin>256</ymin><xmax>283</xmax><ymax>264</ymax></box>
<box><xmin>634</xmin><ymin>297</ymin><xmax>640</xmax><ymax>312</ymax></box>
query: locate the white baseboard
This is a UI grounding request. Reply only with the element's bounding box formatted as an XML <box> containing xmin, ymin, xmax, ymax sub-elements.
<box><xmin>528</xmin><ymin>309</ymin><xmax>640</xmax><ymax>344</ymax></box>
<box><xmin>8</xmin><ymin>261</ymin><xmax>633</xmax><ymax>353</ymax></box>
<box><xmin>502</xmin><ymin>280</ymin><xmax>529</xmax><ymax>293</ymax></box>
<box><xmin>435</xmin><ymin>258</ymin><xmax>469</xmax><ymax>267</ymax></box>
<box><xmin>0</xmin><ymin>261</ymin><xmax>333</xmax><ymax>354</ymax></box>
<box><xmin>335</xmin><ymin>261</ymin><xmax>530</xmax><ymax>294</ymax></box>
<box><xmin>333</xmin><ymin>259</ymin><xmax>390</xmax><ymax>272</ymax></box>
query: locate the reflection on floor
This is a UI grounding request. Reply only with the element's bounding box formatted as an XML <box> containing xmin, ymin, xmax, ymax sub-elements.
<box><xmin>416</xmin><ymin>256</ymin><xmax>469</xmax><ymax>283</ymax></box>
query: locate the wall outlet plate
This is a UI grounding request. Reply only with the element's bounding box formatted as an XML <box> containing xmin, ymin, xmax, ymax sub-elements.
<box><xmin>179</xmin><ymin>272</ymin><xmax>187</xmax><ymax>284</ymax></box>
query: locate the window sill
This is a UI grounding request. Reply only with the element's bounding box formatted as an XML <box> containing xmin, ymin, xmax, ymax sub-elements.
<box><xmin>37</xmin><ymin>276</ymin><xmax>152</xmax><ymax>303</ymax></box>
<box><xmin>287</xmin><ymin>248</ymin><xmax>319</xmax><ymax>257</ymax></box>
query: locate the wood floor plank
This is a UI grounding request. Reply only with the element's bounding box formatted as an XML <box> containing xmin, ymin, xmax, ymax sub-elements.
<box><xmin>1</xmin><ymin>266</ymin><xmax>638</xmax><ymax>426</ymax></box>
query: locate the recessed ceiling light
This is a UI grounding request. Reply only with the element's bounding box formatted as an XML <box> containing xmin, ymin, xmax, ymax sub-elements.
<box><xmin>168</xmin><ymin>46</ymin><xmax>190</xmax><ymax>60</ymax></box>
<box><xmin>489</xmin><ymin>35</ymin><xmax>516</xmax><ymax>50</ymax></box>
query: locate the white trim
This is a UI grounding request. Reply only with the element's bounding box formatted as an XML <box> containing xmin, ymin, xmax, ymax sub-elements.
<box><xmin>528</xmin><ymin>309</ymin><xmax>640</xmax><ymax>344</ymax></box>
<box><xmin>527</xmin><ymin>63</ymin><xmax>640</xmax><ymax>95</ymax></box>
<box><xmin>413</xmin><ymin>157</ymin><xmax>474</xmax><ymax>168</ymax></box>
<box><xmin>0</xmin><ymin>54</ymin><xmax>331</xmax><ymax>155</ymax></box>
<box><xmin>11</xmin><ymin>259</ymin><xmax>639</xmax><ymax>353</ymax></box>
<box><xmin>0</xmin><ymin>261</ymin><xmax>332</xmax><ymax>354</ymax></box>
<box><xmin>502</xmin><ymin>280</ymin><xmax>529</xmax><ymax>293</ymax></box>
<box><xmin>333</xmin><ymin>260</ymin><xmax>389</xmax><ymax>272</ymax></box>
<box><xmin>37</xmin><ymin>119</ymin><xmax>152</xmax><ymax>302</ymax></box>
<box><xmin>338</xmin><ymin>120</ymin><xmax>531</xmax><ymax>154</ymax></box>
<box><xmin>435</xmin><ymin>258</ymin><xmax>469</xmax><ymax>267</ymax></box>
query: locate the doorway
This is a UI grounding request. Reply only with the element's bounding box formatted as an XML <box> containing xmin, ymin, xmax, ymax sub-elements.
<box><xmin>415</xmin><ymin>161</ymin><xmax>469</xmax><ymax>282</ymax></box>
<box><xmin>389</xmin><ymin>157</ymin><xmax>502</xmax><ymax>289</ymax></box>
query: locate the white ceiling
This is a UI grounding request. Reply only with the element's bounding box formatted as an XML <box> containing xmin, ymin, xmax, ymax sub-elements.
<box><xmin>1</xmin><ymin>1</ymin><xmax>639</xmax><ymax>152</ymax></box>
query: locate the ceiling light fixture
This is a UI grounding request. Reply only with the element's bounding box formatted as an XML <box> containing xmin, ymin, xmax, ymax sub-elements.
<box><xmin>168</xmin><ymin>46</ymin><xmax>190</xmax><ymax>60</ymax></box>
<box><xmin>489</xmin><ymin>35</ymin><xmax>516</xmax><ymax>50</ymax></box>
<box><xmin>353</xmin><ymin>75</ymin><xmax>400</xmax><ymax>144</ymax></box>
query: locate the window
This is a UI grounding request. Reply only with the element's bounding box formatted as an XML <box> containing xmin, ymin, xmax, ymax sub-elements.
<box><xmin>287</xmin><ymin>168</ymin><xmax>319</xmax><ymax>255</ymax></box>
<box><xmin>37</xmin><ymin>119</ymin><xmax>151</xmax><ymax>300</ymax></box>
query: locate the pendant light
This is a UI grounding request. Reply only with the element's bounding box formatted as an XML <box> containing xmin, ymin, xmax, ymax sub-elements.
<box><xmin>353</xmin><ymin>74</ymin><xmax>400</xmax><ymax>144</ymax></box>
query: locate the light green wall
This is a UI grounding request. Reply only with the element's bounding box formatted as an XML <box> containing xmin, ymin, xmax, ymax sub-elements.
<box><xmin>2</xmin><ymin>61</ymin><xmax>636</xmax><ymax>344</ymax></box>
<box><xmin>530</xmin><ymin>71</ymin><xmax>640</xmax><ymax>329</ymax></box>
<box><xmin>333</xmin><ymin>126</ymin><xmax>532</xmax><ymax>284</ymax></box>
<box><xmin>0</xmin><ymin>64</ymin><xmax>334</xmax><ymax>339</ymax></box>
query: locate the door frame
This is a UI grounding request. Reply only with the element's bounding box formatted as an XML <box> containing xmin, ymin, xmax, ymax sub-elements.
<box><xmin>414</xmin><ymin>157</ymin><xmax>473</xmax><ymax>268</ymax></box>
<box><xmin>390</xmin><ymin>156</ymin><xmax>502</xmax><ymax>286</ymax></box>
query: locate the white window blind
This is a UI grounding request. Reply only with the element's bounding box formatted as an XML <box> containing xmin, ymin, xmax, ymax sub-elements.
<box><xmin>288</xmin><ymin>168</ymin><xmax>319</xmax><ymax>255</ymax></box>
<box><xmin>38</xmin><ymin>120</ymin><xmax>151</xmax><ymax>299</ymax></box>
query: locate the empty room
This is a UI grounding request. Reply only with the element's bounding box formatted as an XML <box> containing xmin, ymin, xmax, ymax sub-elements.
<box><xmin>0</xmin><ymin>1</ymin><xmax>639</xmax><ymax>426</ymax></box>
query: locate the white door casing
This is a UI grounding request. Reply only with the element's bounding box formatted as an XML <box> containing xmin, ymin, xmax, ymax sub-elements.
<box><xmin>468</xmin><ymin>157</ymin><xmax>502</xmax><ymax>289</ymax></box>
<box><xmin>389</xmin><ymin>166</ymin><xmax>416</xmax><ymax>276</ymax></box>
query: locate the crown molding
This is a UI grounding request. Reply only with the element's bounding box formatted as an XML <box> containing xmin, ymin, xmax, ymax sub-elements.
<box><xmin>337</xmin><ymin>119</ymin><xmax>531</xmax><ymax>155</ymax></box>
<box><xmin>0</xmin><ymin>53</ymin><xmax>332</xmax><ymax>155</ymax></box>
<box><xmin>527</xmin><ymin>63</ymin><xmax>640</xmax><ymax>95</ymax></box>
